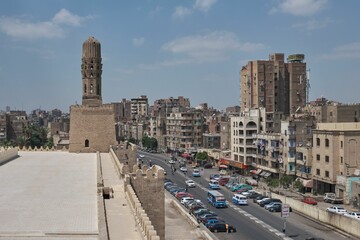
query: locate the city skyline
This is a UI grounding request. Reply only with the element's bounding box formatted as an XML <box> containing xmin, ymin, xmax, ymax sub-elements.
<box><xmin>1</xmin><ymin>0</ymin><xmax>360</xmax><ymax>113</ymax></box>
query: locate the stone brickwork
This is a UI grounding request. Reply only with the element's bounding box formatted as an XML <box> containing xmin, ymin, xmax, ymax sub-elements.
<box><xmin>112</xmin><ymin>141</ymin><xmax>138</xmax><ymax>170</ymax></box>
<box><xmin>69</xmin><ymin>104</ymin><xmax>117</xmax><ymax>153</ymax></box>
<box><xmin>130</xmin><ymin>166</ymin><xmax>165</xmax><ymax>240</ymax></box>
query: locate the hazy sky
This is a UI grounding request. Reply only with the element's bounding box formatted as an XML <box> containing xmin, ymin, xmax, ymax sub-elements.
<box><xmin>1</xmin><ymin>0</ymin><xmax>360</xmax><ymax>113</ymax></box>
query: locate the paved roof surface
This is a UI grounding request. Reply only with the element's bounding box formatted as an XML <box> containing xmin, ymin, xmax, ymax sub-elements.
<box><xmin>0</xmin><ymin>151</ymin><xmax>98</xmax><ymax>239</ymax></box>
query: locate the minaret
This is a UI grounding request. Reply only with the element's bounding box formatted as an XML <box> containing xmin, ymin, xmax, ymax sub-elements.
<box><xmin>81</xmin><ymin>36</ymin><xmax>102</xmax><ymax>107</ymax></box>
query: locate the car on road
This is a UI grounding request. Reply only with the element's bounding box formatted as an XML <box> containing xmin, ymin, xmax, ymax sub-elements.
<box><xmin>192</xmin><ymin>168</ymin><xmax>201</xmax><ymax>177</ymax></box>
<box><xmin>207</xmin><ymin>223</ymin><xmax>236</xmax><ymax>233</ymax></box>
<box><xmin>323</xmin><ymin>193</ymin><xmax>343</xmax><ymax>204</ymax></box>
<box><xmin>302</xmin><ymin>197</ymin><xmax>318</xmax><ymax>205</ymax></box>
<box><xmin>180</xmin><ymin>197</ymin><xmax>194</xmax><ymax>205</ymax></box>
<box><xmin>208</xmin><ymin>180</ymin><xmax>220</xmax><ymax>190</ymax></box>
<box><xmin>326</xmin><ymin>205</ymin><xmax>347</xmax><ymax>214</ymax></box>
<box><xmin>198</xmin><ymin>213</ymin><xmax>218</xmax><ymax>223</ymax></box>
<box><xmin>268</xmin><ymin>203</ymin><xmax>292</xmax><ymax>213</ymax></box>
<box><xmin>203</xmin><ymin>217</ymin><xmax>225</xmax><ymax>227</ymax></box>
<box><xmin>169</xmin><ymin>160</ymin><xmax>175</xmax><ymax>164</ymax></box>
<box><xmin>185</xmin><ymin>179</ymin><xmax>196</xmax><ymax>188</ymax></box>
<box><xmin>210</xmin><ymin>174</ymin><xmax>220</xmax><ymax>180</ymax></box>
<box><xmin>344</xmin><ymin>211</ymin><xmax>360</xmax><ymax>220</ymax></box>
<box><xmin>259</xmin><ymin>198</ymin><xmax>282</xmax><ymax>207</ymax></box>
<box><xmin>180</xmin><ymin>166</ymin><xmax>188</xmax><ymax>172</ymax></box>
<box><xmin>232</xmin><ymin>194</ymin><xmax>248</xmax><ymax>205</ymax></box>
<box><xmin>139</xmin><ymin>154</ymin><xmax>145</xmax><ymax>158</ymax></box>
<box><xmin>175</xmin><ymin>192</ymin><xmax>193</xmax><ymax>200</ymax></box>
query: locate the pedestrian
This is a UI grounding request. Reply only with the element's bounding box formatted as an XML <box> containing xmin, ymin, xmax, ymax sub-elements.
<box><xmin>185</xmin><ymin>186</ymin><xmax>188</xmax><ymax>192</ymax></box>
<box><xmin>225</xmin><ymin>223</ymin><xmax>229</xmax><ymax>233</ymax></box>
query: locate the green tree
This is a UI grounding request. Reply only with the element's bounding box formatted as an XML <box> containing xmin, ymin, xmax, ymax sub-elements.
<box><xmin>141</xmin><ymin>135</ymin><xmax>158</xmax><ymax>150</ymax></box>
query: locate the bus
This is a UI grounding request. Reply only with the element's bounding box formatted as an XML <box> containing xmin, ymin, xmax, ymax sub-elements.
<box><xmin>207</xmin><ymin>190</ymin><xmax>227</xmax><ymax>208</ymax></box>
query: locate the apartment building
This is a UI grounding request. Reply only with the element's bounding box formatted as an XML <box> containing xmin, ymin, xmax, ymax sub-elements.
<box><xmin>202</xmin><ymin>133</ymin><xmax>221</xmax><ymax>149</ymax></box>
<box><xmin>229</xmin><ymin>108</ymin><xmax>266</xmax><ymax>172</ymax></box>
<box><xmin>0</xmin><ymin>113</ymin><xmax>9</xmax><ymax>143</ymax></box>
<box><xmin>166</xmin><ymin>109</ymin><xmax>203</xmax><ymax>152</ymax></box>
<box><xmin>240</xmin><ymin>53</ymin><xmax>307</xmax><ymax>116</ymax></box>
<box><xmin>312</xmin><ymin>123</ymin><xmax>360</xmax><ymax>198</ymax></box>
<box><xmin>152</xmin><ymin>96</ymin><xmax>190</xmax><ymax>116</ymax></box>
<box><xmin>131</xmin><ymin>95</ymin><xmax>148</xmax><ymax>119</ymax></box>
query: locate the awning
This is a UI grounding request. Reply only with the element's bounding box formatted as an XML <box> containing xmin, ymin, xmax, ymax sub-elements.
<box><xmin>181</xmin><ymin>153</ymin><xmax>190</xmax><ymax>158</ymax></box>
<box><xmin>299</xmin><ymin>178</ymin><xmax>313</xmax><ymax>188</ymax></box>
<box><xmin>259</xmin><ymin>171</ymin><xmax>266</xmax><ymax>176</ymax></box>
<box><xmin>263</xmin><ymin>172</ymin><xmax>272</xmax><ymax>178</ymax></box>
<box><xmin>219</xmin><ymin>165</ymin><xmax>228</xmax><ymax>168</ymax></box>
<box><xmin>250</xmin><ymin>169</ymin><xmax>262</xmax><ymax>175</ymax></box>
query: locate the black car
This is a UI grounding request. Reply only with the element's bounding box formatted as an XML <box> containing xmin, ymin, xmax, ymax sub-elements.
<box><xmin>259</xmin><ymin>198</ymin><xmax>282</xmax><ymax>207</ymax></box>
<box><xmin>207</xmin><ymin>223</ymin><xmax>236</xmax><ymax>233</ymax></box>
<box><xmin>268</xmin><ymin>204</ymin><xmax>293</xmax><ymax>212</ymax></box>
<box><xmin>247</xmin><ymin>192</ymin><xmax>261</xmax><ymax>199</ymax></box>
<box><xmin>253</xmin><ymin>195</ymin><xmax>265</xmax><ymax>203</ymax></box>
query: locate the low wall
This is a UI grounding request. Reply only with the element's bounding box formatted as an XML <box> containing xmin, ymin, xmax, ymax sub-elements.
<box><xmin>271</xmin><ymin>192</ymin><xmax>360</xmax><ymax>238</ymax></box>
<box><xmin>0</xmin><ymin>147</ymin><xmax>19</xmax><ymax>165</ymax></box>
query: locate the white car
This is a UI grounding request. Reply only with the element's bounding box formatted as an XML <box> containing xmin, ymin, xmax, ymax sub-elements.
<box><xmin>139</xmin><ymin>154</ymin><xmax>145</xmax><ymax>158</ymax></box>
<box><xmin>181</xmin><ymin>197</ymin><xmax>194</xmax><ymax>205</ymax></box>
<box><xmin>185</xmin><ymin>180</ymin><xmax>196</xmax><ymax>188</ymax></box>
<box><xmin>169</xmin><ymin>160</ymin><xmax>175</xmax><ymax>164</ymax></box>
<box><xmin>326</xmin><ymin>206</ymin><xmax>347</xmax><ymax>214</ymax></box>
<box><xmin>344</xmin><ymin>211</ymin><xmax>360</xmax><ymax>219</ymax></box>
<box><xmin>257</xmin><ymin>197</ymin><xmax>270</xmax><ymax>204</ymax></box>
<box><xmin>180</xmin><ymin>166</ymin><xmax>188</xmax><ymax>172</ymax></box>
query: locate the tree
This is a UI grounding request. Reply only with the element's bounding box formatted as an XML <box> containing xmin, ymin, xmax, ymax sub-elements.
<box><xmin>141</xmin><ymin>135</ymin><xmax>158</xmax><ymax>150</ymax></box>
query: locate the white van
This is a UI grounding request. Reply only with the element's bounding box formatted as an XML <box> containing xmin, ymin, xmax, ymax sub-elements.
<box><xmin>208</xmin><ymin>180</ymin><xmax>220</xmax><ymax>190</ymax></box>
<box><xmin>232</xmin><ymin>193</ymin><xmax>248</xmax><ymax>205</ymax></box>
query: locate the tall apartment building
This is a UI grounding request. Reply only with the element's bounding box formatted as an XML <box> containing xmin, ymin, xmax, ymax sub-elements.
<box><xmin>312</xmin><ymin>123</ymin><xmax>360</xmax><ymax>198</ymax></box>
<box><xmin>131</xmin><ymin>95</ymin><xmax>148</xmax><ymax>119</ymax></box>
<box><xmin>240</xmin><ymin>53</ymin><xmax>307</xmax><ymax>116</ymax></box>
<box><xmin>152</xmin><ymin>96</ymin><xmax>190</xmax><ymax>116</ymax></box>
<box><xmin>166</xmin><ymin>109</ymin><xmax>203</xmax><ymax>152</ymax></box>
<box><xmin>8</xmin><ymin>111</ymin><xmax>28</xmax><ymax>141</ymax></box>
<box><xmin>0</xmin><ymin>113</ymin><xmax>9</xmax><ymax>143</ymax></box>
<box><xmin>230</xmin><ymin>108</ymin><xmax>266</xmax><ymax>171</ymax></box>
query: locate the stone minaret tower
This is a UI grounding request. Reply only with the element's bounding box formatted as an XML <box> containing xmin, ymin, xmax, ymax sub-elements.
<box><xmin>81</xmin><ymin>36</ymin><xmax>102</xmax><ymax>107</ymax></box>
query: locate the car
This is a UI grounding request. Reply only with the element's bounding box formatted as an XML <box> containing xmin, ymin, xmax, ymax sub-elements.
<box><xmin>210</xmin><ymin>174</ymin><xmax>220</xmax><ymax>180</ymax></box>
<box><xmin>198</xmin><ymin>213</ymin><xmax>218</xmax><ymax>222</ymax></box>
<box><xmin>192</xmin><ymin>208</ymin><xmax>208</xmax><ymax>216</ymax></box>
<box><xmin>192</xmin><ymin>168</ymin><xmax>201</xmax><ymax>177</ymax></box>
<box><xmin>175</xmin><ymin>192</ymin><xmax>193</xmax><ymax>200</ymax></box>
<box><xmin>203</xmin><ymin>217</ymin><xmax>224</xmax><ymax>227</ymax></box>
<box><xmin>207</xmin><ymin>223</ymin><xmax>236</xmax><ymax>233</ymax></box>
<box><xmin>265</xmin><ymin>202</ymin><xmax>281</xmax><ymax>210</ymax></box>
<box><xmin>302</xmin><ymin>197</ymin><xmax>318</xmax><ymax>205</ymax></box>
<box><xmin>203</xmin><ymin>163</ymin><xmax>213</xmax><ymax>169</ymax></box>
<box><xmin>232</xmin><ymin>194</ymin><xmax>248</xmax><ymax>205</ymax></box>
<box><xmin>344</xmin><ymin>212</ymin><xmax>360</xmax><ymax>220</ymax></box>
<box><xmin>138</xmin><ymin>154</ymin><xmax>145</xmax><ymax>158</ymax></box>
<box><xmin>208</xmin><ymin>180</ymin><xmax>220</xmax><ymax>190</ymax></box>
<box><xmin>218</xmin><ymin>177</ymin><xmax>230</xmax><ymax>186</ymax></box>
<box><xmin>268</xmin><ymin>203</ymin><xmax>292</xmax><ymax>212</ymax></box>
<box><xmin>247</xmin><ymin>191</ymin><xmax>261</xmax><ymax>199</ymax></box>
<box><xmin>231</xmin><ymin>184</ymin><xmax>253</xmax><ymax>192</ymax></box>
<box><xmin>185</xmin><ymin>199</ymin><xmax>202</xmax><ymax>208</ymax></box>
<box><xmin>185</xmin><ymin>179</ymin><xmax>196</xmax><ymax>188</ymax></box>
<box><xmin>180</xmin><ymin>197</ymin><xmax>194</xmax><ymax>205</ymax></box>
<box><xmin>259</xmin><ymin>198</ymin><xmax>282</xmax><ymax>207</ymax></box>
<box><xmin>253</xmin><ymin>195</ymin><xmax>266</xmax><ymax>203</ymax></box>
<box><xmin>169</xmin><ymin>160</ymin><xmax>175</xmax><ymax>164</ymax></box>
<box><xmin>180</xmin><ymin>166</ymin><xmax>188</xmax><ymax>172</ymax></box>
<box><xmin>257</xmin><ymin>197</ymin><xmax>270</xmax><ymax>204</ymax></box>
<box><xmin>219</xmin><ymin>170</ymin><xmax>228</xmax><ymax>175</ymax></box>
<box><xmin>326</xmin><ymin>206</ymin><xmax>347</xmax><ymax>214</ymax></box>
<box><xmin>323</xmin><ymin>192</ymin><xmax>343</xmax><ymax>204</ymax></box>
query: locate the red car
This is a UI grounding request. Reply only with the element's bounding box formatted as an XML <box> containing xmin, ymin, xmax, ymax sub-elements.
<box><xmin>175</xmin><ymin>192</ymin><xmax>193</xmax><ymax>200</ymax></box>
<box><xmin>302</xmin><ymin>197</ymin><xmax>318</xmax><ymax>205</ymax></box>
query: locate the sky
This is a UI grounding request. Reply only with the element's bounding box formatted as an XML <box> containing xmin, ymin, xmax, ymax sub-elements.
<box><xmin>1</xmin><ymin>0</ymin><xmax>360</xmax><ymax>113</ymax></box>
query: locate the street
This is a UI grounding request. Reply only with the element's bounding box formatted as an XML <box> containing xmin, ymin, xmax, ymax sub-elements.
<box><xmin>140</xmin><ymin>151</ymin><xmax>356</xmax><ymax>240</ymax></box>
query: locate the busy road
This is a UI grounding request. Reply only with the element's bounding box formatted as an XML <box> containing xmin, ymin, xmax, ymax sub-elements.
<box><xmin>140</xmin><ymin>151</ymin><xmax>355</xmax><ymax>240</ymax></box>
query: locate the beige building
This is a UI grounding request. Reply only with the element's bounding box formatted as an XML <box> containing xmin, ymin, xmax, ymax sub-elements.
<box><xmin>131</xmin><ymin>95</ymin><xmax>148</xmax><ymax>119</ymax></box>
<box><xmin>240</xmin><ymin>53</ymin><xmax>307</xmax><ymax>115</ymax></box>
<box><xmin>312</xmin><ymin>123</ymin><xmax>360</xmax><ymax>196</ymax></box>
<box><xmin>69</xmin><ymin>37</ymin><xmax>117</xmax><ymax>153</ymax></box>
<box><xmin>166</xmin><ymin>109</ymin><xmax>203</xmax><ymax>152</ymax></box>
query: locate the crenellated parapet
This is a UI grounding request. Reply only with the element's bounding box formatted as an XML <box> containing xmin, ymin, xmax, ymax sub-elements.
<box><xmin>0</xmin><ymin>147</ymin><xmax>18</xmax><ymax>165</ymax></box>
<box><xmin>111</xmin><ymin>142</ymin><xmax>138</xmax><ymax>172</ymax></box>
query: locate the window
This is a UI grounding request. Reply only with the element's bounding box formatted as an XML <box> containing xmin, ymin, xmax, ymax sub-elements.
<box><xmin>325</xmin><ymin>156</ymin><xmax>329</xmax><ymax>163</ymax></box>
<box><xmin>325</xmin><ymin>171</ymin><xmax>329</xmax><ymax>178</ymax></box>
<box><xmin>341</xmin><ymin>141</ymin><xmax>343</xmax><ymax>148</ymax></box>
<box><xmin>316</xmin><ymin>169</ymin><xmax>320</xmax><ymax>175</ymax></box>
<box><xmin>325</xmin><ymin>138</ymin><xmax>329</xmax><ymax>147</ymax></box>
<box><xmin>85</xmin><ymin>139</ymin><xmax>89</xmax><ymax>147</ymax></box>
<box><xmin>84</xmin><ymin>84</ymin><xmax>87</xmax><ymax>93</ymax></box>
<box><xmin>316</xmin><ymin>154</ymin><xmax>320</xmax><ymax>161</ymax></box>
<box><xmin>316</xmin><ymin>138</ymin><xmax>320</xmax><ymax>146</ymax></box>
<box><xmin>341</xmin><ymin>157</ymin><xmax>343</xmax><ymax>164</ymax></box>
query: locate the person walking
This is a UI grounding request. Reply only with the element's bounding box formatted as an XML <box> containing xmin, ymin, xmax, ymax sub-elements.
<box><xmin>225</xmin><ymin>223</ymin><xmax>229</xmax><ymax>233</ymax></box>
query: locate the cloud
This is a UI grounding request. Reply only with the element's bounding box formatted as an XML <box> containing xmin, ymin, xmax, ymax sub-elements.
<box><xmin>319</xmin><ymin>42</ymin><xmax>360</xmax><ymax>60</ymax></box>
<box><xmin>132</xmin><ymin>37</ymin><xmax>145</xmax><ymax>46</ymax></box>
<box><xmin>12</xmin><ymin>45</ymin><xmax>56</xmax><ymax>59</ymax></box>
<box><xmin>272</xmin><ymin>0</ymin><xmax>328</xmax><ymax>16</ymax></box>
<box><xmin>162</xmin><ymin>31</ymin><xmax>265</xmax><ymax>63</ymax></box>
<box><xmin>173</xmin><ymin>0</ymin><xmax>217</xmax><ymax>19</ymax></box>
<box><xmin>292</xmin><ymin>18</ymin><xmax>331</xmax><ymax>31</ymax></box>
<box><xmin>0</xmin><ymin>9</ymin><xmax>89</xmax><ymax>40</ymax></box>
<box><xmin>193</xmin><ymin>0</ymin><xmax>217</xmax><ymax>12</ymax></box>
<box><xmin>172</xmin><ymin>6</ymin><xmax>192</xmax><ymax>19</ymax></box>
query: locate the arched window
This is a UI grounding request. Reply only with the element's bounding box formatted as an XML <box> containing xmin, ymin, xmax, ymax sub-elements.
<box><xmin>85</xmin><ymin>139</ymin><xmax>89</xmax><ymax>147</ymax></box>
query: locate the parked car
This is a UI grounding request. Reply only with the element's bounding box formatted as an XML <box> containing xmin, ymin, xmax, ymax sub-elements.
<box><xmin>180</xmin><ymin>197</ymin><xmax>194</xmax><ymax>205</ymax></box>
<box><xmin>247</xmin><ymin>191</ymin><xmax>261</xmax><ymax>199</ymax></box>
<box><xmin>259</xmin><ymin>198</ymin><xmax>282</xmax><ymax>207</ymax></box>
<box><xmin>232</xmin><ymin>194</ymin><xmax>248</xmax><ymax>205</ymax></box>
<box><xmin>253</xmin><ymin>195</ymin><xmax>266</xmax><ymax>203</ymax></box>
<box><xmin>257</xmin><ymin>197</ymin><xmax>271</xmax><ymax>205</ymax></box>
<box><xmin>268</xmin><ymin>203</ymin><xmax>292</xmax><ymax>212</ymax></box>
<box><xmin>185</xmin><ymin>199</ymin><xmax>202</xmax><ymax>209</ymax></box>
<box><xmin>219</xmin><ymin>170</ymin><xmax>228</xmax><ymax>175</ymax></box>
<box><xmin>175</xmin><ymin>192</ymin><xmax>193</xmax><ymax>200</ymax></box>
<box><xmin>218</xmin><ymin>177</ymin><xmax>230</xmax><ymax>186</ymax></box>
<box><xmin>203</xmin><ymin>163</ymin><xmax>213</xmax><ymax>169</ymax></box>
<box><xmin>192</xmin><ymin>168</ymin><xmax>201</xmax><ymax>177</ymax></box>
<box><xmin>207</xmin><ymin>223</ymin><xmax>236</xmax><ymax>233</ymax></box>
<box><xmin>323</xmin><ymin>193</ymin><xmax>343</xmax><ymax>204</ymax></box>
<box><xmin>169</xmin><ymin>160</ymin><xmax>175</xmax><ymax>164</ymax></box>
<box><xmin>203</xmin><ymin>217</ymin><xmax>224</xmax><ymax>227</ymax></box>
<box><xmin>198</xmin><ymin>214</ymin><xmax>218</xmax><ymax>223</ymax></box>
<box><xmin>265</xmin><ymin>201</ymin><xmax>281</xmax><ymax>210</ymax></box>
<box><xmin>231</xmin><ymin>184</ymin><xmax>253</xmax><ymax>192</ymax></box>
<box><xmin>185</xmin><ymin>179</ymin><xmax>196</xmax><ymax>188</ymax></box>
<box><xmin>180</xmin><ymin>166</ymin><xmax>188</xmax><ymax>172</ymax></box>
<box><xmin>326</xmin><ymin>205</ymin><xmax>347</xmax><ymax>214</ymax></box>
<box><xmin>344</xmin><ymin>212</ymin><xmax>360</xmax><ymax>220</ymax></box>
<box><xmin>302</xmin><ymin>197</ymin><xmax>318</xmax><ymax>205</ymax></box>
<box><xmin>210</xmin><ymin>174</ymin><xmax>220</xmax><ymax>180</ymax></box>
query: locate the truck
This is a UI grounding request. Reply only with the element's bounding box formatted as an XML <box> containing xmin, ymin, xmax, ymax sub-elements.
<box><xmin>323</xmin><ymin>193</ymin><xmax>343</xmax><ymax>204</ymax></box>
